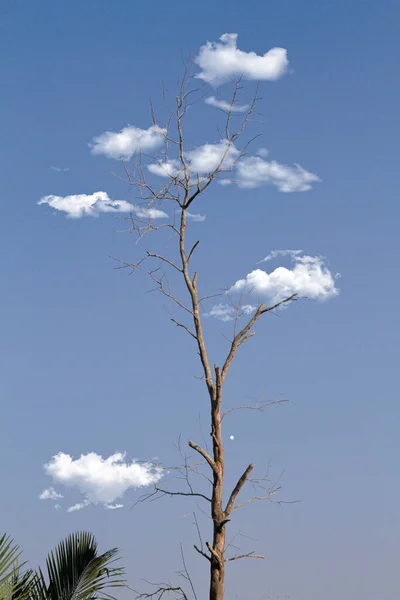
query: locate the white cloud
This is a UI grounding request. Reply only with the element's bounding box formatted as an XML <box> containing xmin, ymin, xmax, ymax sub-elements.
<box><xmin>189</xmin><ymin>140</ymin><xmax>239</xmax><ymax>173</ymax></box>
<box><xmin>104</xmin><ymin>503</ymin><xmax>124</xmax><ymax>510</ymax></box>
<box><xmin>256</xmin><ymin>148</ymin><xmax>269</xmax><ymax>158</ymax></box>
<box><xmin>147</xmin><ymin>146</ymin><xmax>319</xmax><ymax>194</ymax></box>
<box><xmin>205</xmin><ymin>302</ymin><xmax>256</xmax><ymax>322</ymax></box>
<box><xmin>90</xmin><ymin>125</ymin><xmax>166</xmax><ymax>160</ymax></box>
<box><xmin>148</xmin><ymin>160</ymin><xmax>180</xmax><ymax>179</ymax></box>
<box><xmin>134</xmin><ymin>206</ymin><xmax>169</xmax><ymax>220</ymax></box>
<box><xmin>43</xmin><ymin>451</ymin><xmax>163</xmax><ymax>511</ymax></box>
<box><xmin>51</xmin><ymin>166</ymin><xmax>70</xmax><ymax>172</ymax></box>
<box><xmin>259</xmin><ymin>249</ymin><xmax>302</xmax><ymax>262</ymax></box>
<box><xmin>54</xmin><ymin>504</ymin><xmax>62</xmax><ymax>511</ymax></box>
<box><xmin>38</xmin><ymin>191</ymin><xmax>168</xmax><ymax>220</ymax></box>
<box><xmin>205</xmin><ymin>303</ymin><xmax>234</xmax><ymax>322</ymax></box>
<box><xmin>187</xmin><ymin>212</ymin><xmax>206</xmax><ymax>222</ymax></box>
<box><xmin>195</xmin><ymin>33</ymin><xmax>288</xmax><ymax>84</ymax></box>
<box><xmin>230</xmin><ymin>253</ymin><xmax>339</xmax><ymax>304</ymax></box>
<box><xmin>236</xmin><ymin>157</ymin><xmax>320</xmax><ymax>192</ymax></box>
<box><xmin>205</xmin><ymin>96</ymin><xmax>249</xmax><ymax>112</ymax></box>
<box><xmin>148</xmin><ymin>140</ymin><xmax>239</xmax><ymax>179</ymax></box>
<box><xmin>67</xmin><ymin>499</ymin><xmax>91</xmax><ymax>513</ymax></box>
<box><xmin>39</xmin><ymin>487</ymin><xmax>64</xmax><ymax>501</ymax></box>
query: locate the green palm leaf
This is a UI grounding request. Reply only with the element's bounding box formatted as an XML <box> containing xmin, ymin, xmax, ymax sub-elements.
<box><xmin>0</xmin><ymin>534</ymin><xmax>34</xmax><ymax>600</ymax></box>
<box><xmin>34</xmin><ymin>532</ymin><xmax>125</xmax><ymax>600</ymax></box>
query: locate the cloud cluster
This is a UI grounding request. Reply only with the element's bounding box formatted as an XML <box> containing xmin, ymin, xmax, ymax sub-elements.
<box><xmin>195</xmin><ymin>33</ymin><xmax>289</xmax><ymax>84</ymax></box>
<box><xmin>40</xmin><ymin>451</ymin><xmax>163</xmax><ymax>512</ymax></box>
<box><xmin>38</xmin><ymin>191</ymin><xmax>168</xmax><ymax>219</ymax></box>
<box><xmin>235</xmin><ymin>157</ymin><xmax>320</xmax><ymax>192</ymax></box>
<box><xmin>230</xmin><ymin>252</ymin><xmax>339</xmax><ymax>304</ymax></box>
<box><xmin>205</xmin><ymin>96</ymin><xmax>250</xmax><ymax>113</ymax></box>
<box><xmin>90</xmin><ymin>125</ymin><xmax>166</xmax><ymax>160</ymax></box>
<box><xmin>148</xmin><ymin>140</ymin><xmax>239</xmax><ymax>180</ymax></box>
<box><xmin>205</xmin><ymin>251</ymin><xmax>338</xmax><ymax>321</ymax></box>
<box><xmin>146</xmin><ymin>139</ymin><xmax>319</xmax><ymax>193</ymax></box>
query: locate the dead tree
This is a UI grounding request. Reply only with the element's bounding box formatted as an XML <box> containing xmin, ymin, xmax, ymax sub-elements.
<box><xmin>114</xmin><ymin>64</ymin><xmax>297</xmax><ymax>600</ymax></box>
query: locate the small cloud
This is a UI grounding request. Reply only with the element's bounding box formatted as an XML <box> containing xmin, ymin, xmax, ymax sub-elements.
<box><xmin>195</xmin><ymin>33</ymin><xmax>288</xmax><ymax>84</ymax></box>
<box><xmin>218</xmin><ymin>178</ymin><xmax>233</xmax><ymax>186</ymax></box>
<box><xmin>90</xmin><ymin>125</ymin><xmax>166</xmax><ymax>160</ymax></box>
<box><xmin>134</xmin><ymin>206</ymin><xmax>169</xmax><ymax>220</ymax></box>
<box><xmin>205</xmin><ymin>303</ymin><xmax>256</xmax><ymax>322</ymax></box>
<box><xmin>43</xmin><ymin>451</ymin><xmax>163</xmax><ymax>511</ymax></box>
<box><xmin>67</xmin><ymin>499</ymin><xmax>91</xmax><ymax>513</ymax></box>
<box><xmin>39</xmin><ymin>487</ymin><xmax>64</xmax><ymax>501</ymax></box>
<box><xmin>189</xmin><ymin>140</ymin><xmax>240</xmax><ymax>173</ymax></box>
<box><xmin>230</xmin><ymin>252</ymin><xmax>339</xmax><ymax>304</ymax></box>
<box><xmin>54</xmin><ymin>504</ymin><xmax>62</xmax><ymax>511</ymax></box>
<box><xmin>259</xmin><ymin>249</ymin><xmax>303</xmax><ymax>263</ymax></box>
<box><xmin>205</xmin><ymin>303</ymin><xmax>235</xmax><ymax>322</ymax></box>
<box><xmin>38</xmin><ymin>191</ymin><xmax>168</xmax><ymax>220</ymax></box>
<box><xmin>256</xmin><ymin>148</ymin><xmax>269</xmax><ymax>158</ymax></box>
<box><xmin>236</xmin><ymin>157</ymin><xmax>320</xmax><ymax>192</ymax></box>
<box><xmin>50</xmin><ymin>166</ymin><xmax>70</xmax><ymax>172</ymax></box>
<box><xmin>187</xmin><ymin>212</ymin><xmax>206</xmax><ymax>222</ymax></box>
<box><xmin>205</xmin><ymin>96</ymin><xmax>249</xmax><ymax>113</ymax></box>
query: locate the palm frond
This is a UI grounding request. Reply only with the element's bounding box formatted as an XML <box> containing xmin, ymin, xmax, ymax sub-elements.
<box><xmin>39</xmin><ymin>532</ymin><xmax>125</xmax><ymax>600</ymax></box>
<box><xmin>0</xmin><ymin>535</ymin><xmax>23</xmax><ymax>589</ymax></box>
<box><xmin>0</xmin><ymin>535</ymin><xmax>35</xmax><ymax>600</ymax></box>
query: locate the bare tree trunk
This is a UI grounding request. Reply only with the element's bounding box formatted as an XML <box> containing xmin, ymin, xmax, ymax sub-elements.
<box><xmin>121</xmin><ymin>69</ymin><xmax>299</xmax><ymax>600</ymax></box>
<box><xmin>209</xmin><ymin>379</ymin><xmax>225</xmax><ymax>600</ymax></box>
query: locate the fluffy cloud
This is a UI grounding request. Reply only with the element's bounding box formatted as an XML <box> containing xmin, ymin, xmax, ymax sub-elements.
<box><xmin>205</xmin><ymin>303</ymin><xmax>256</xmax><ymax>322</ymax></box>
<box><xmin>148</xmin><ymin>140</ymin><xmax>239</xmax><ymax>179</ymax></box>
<box><xmin>134</xmin><ymin>206</ymin><xmax>169</xmax><ymax>220</ymax></box>
<box><xmin>230</xmin><ymin>252</ymin><xmax>339</xmax><ymax>304</ymax></box>
<box><xmin>39</xmin><ymin>487</ymin><xmax>64</xmax><ymax>501</ymax></box>
<box><xmin>195</xmin><ymin>33</ymin><xmax>288</xmax><ymax>84</ymax></box>
<box><xmin>236</xmin><ymin>157</ymin><xmax>320</xmax><ymax>192</ymax></box>
<box><xmin>50</xmin><ymin>166</ymin><xmax>70</xmax><ymax>172</ymax></box>
<box><xmin>38</xmin><ymin>191</ymin><xmax>168</xmax><ymax>219</ymax></box>
<box><xmin>205</xmin><ymin>96</ymin><xmax>250</xmax><ymax>112</ymax></box>
<box><xmin>43</xmin><ymin>451</ymin><xmax>163</xmax><ymax>512</ymax></box>
<box><xmin>189</xmin><ymin>140</ymin><xmax>239</xmax><ymax>173</ymax></box>
<box><xmin>90</xmin><ymin>125</ymin><xmax>166</xmax><ymax>160</ymax></box>
<box><xmin>147</xmin><ymin>160</ymin><xmax>180</xmax><ymax>179</ymax></box>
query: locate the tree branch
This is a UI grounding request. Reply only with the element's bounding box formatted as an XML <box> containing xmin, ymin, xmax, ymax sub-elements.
<box><xmin>146</xmin><ymin>251</ymin><xmax>183</xmax><ymax>273</ymax></box>
<box><xmin>225</xmin><ymin>464</ymin><xmax>254</xmax><ymax>516</ymax></box>
<box><xmin>170</xmin><ymin>317</ymin><xmax>197</xmax><ymax>340</ymax></box>
<box><xmin>193</xmin><ymin>544</ymin><xmax>211</xmax><ymax>562</ymax></box>
<box><xmin>221</xmin><ymin>295</ymin><xmax>297</xmax><ymax>382</ymax></box>
<box><xmin>188</xmin><ymin>440</ymin><xmax>217</xmax><ymax>473</ymax></box>
<box><xmin>225</xmin><ymin>552</ymin><xmax>265</xmax><ymax>563</ymax></box>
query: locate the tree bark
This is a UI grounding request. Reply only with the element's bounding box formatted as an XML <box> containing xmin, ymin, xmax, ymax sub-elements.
<box><xmin>209</xmin><ymin>372</ymin><xmax>225</xmax><ymax>600</ymax></box>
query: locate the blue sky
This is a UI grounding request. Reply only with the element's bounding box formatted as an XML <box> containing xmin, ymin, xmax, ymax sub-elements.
<box><xmin>1</xmin><ymin>1</ymin><xmax>399</xmax><ymax>598</ymax></box>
